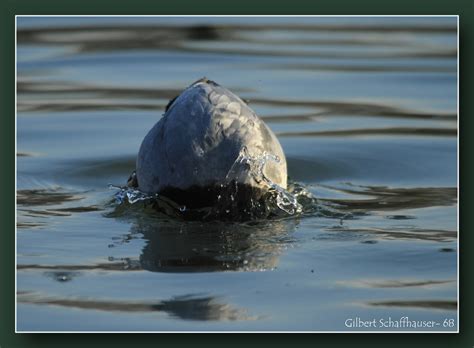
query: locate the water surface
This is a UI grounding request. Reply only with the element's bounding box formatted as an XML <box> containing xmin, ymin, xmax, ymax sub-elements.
<box><xmin>16</xmin><ymin>16</ymin><xmax>458</xmax><ymax>332</ymax></box>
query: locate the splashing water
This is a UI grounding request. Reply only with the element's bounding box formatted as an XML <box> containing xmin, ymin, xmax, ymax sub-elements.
<box><xmin>108</xmin><ymin>184</ymin><xmax>156</xmax><ymax>204</ymax></box>
<box><xmin>226</xmin><ymin>146</ymin><xmax>302</xmax><ymax>215</ymax></box>
<box><xmin>109</xmin><ymin>147</ymin><xmax>319</xmax><ymax>220</ymax></box>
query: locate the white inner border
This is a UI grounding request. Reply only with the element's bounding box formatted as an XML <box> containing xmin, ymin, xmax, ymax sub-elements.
<box><xmin>14</xmin><ymin>14</ymin><xmax>460</xmax><ymax>334</ymax></box>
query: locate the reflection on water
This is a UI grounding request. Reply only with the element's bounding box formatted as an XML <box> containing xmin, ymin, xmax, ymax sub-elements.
<box><xmin>16</xmin><ymin>21</ymin><xmax>456</xmax><ymax>60</ymax></box>
<box><xmin>18</xmin><ymin>262</ymin><xmax>142</xmax><ymax>272</ymax></box>
<box><xmin>44</xmin><ymin>271</ymin><xmax>81</xmax><ymax>282</ymax></box>
<box><xmin>338</xmin><ymin>278</ymin><xmax>455</xmax><ymax>289</ymax></box>
<box><xmin>18</xmin><ymin>293</ymin><xmax>253</xmax><ymax>321</ymax></box>
<box><xmin>320</xmin><ymin>185</ymin><xmax>457</xmax><ymax>211</ymax></box>
<box><xmin>278</xmin><ymin>127</ymin><xmax>456</xmax><ymax>137</ymax></box>
<box><xmin>17</xmin><ymin>217</ymin><xmax>294</xmax><ymax>273</ymax></box>
<box><xmin>368</xmin><ymin>300</ymin><xmax>457</xmax><ymax>311</ymax></box>
<box><xmin>327</xmin><ymin>226</ymin><xmax>456</xmax><ymax>242</ymax></box>
<box><xmin>134</xmin><ymin>218</ymin><xmax>296</xmax><ymax>273</ymax></box>
<box><xmin>16</xmin><ymin>16</ymin><xmax>457</xmax><ymax>331</ymax></box>
<box><xmin>17</xmin><ymin>188</ymin><xmax>84</xmax><ymax>206</ymax></box>
<box><xmin>17</xmin><ymin>80</ymin><xmax>456</xmax><ymax>125</ymax></box>
<box><xmin>17</xmin><ymin>187</ymin><xmax>103</xmax><ymax>229</ymax></box>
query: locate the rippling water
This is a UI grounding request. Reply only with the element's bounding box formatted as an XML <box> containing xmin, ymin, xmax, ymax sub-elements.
<box><xmin>16</xmin><ymin>16</ymin><xmax>458</xmax><ymax>331</ymax></box>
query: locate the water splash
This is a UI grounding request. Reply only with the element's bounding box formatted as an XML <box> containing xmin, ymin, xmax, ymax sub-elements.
<box><xmin>108</xmin><ymin>147</ymin><xmax>322</xmax><ymax>220</ymax></box>
<box><xmin>108</xmin><ymin>184</ymin><xmax>156</xmax><ymax>204</ymax></box>
<box><xmin>225</xmin><ymin>146</ymin><xmax>302</xmax><ymax>215</ymax></box>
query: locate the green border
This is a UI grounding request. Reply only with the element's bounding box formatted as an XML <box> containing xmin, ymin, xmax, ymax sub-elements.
<box><xmin>3</xmin><ymin>0</ymin><xmax>471</xmax><ymax>346</ymax></box>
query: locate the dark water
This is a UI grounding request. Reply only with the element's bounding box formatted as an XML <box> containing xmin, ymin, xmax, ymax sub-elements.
<box><xmin>16</xmin><ymin>16</ymin><xmax>458</xmax><ymax>331</ymax></box>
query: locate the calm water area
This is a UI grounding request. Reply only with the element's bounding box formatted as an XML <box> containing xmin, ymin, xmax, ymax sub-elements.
<box><xmin>16</xmin><ymin>16</ymin><xmax>457</xmax><ymax>331</ymax></box>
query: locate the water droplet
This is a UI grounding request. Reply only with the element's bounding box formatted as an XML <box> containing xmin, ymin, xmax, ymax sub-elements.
<box><xmin>110</xmin><ymin>185</ymin><xmax>156</xmax><ymax>205</ymax></box>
